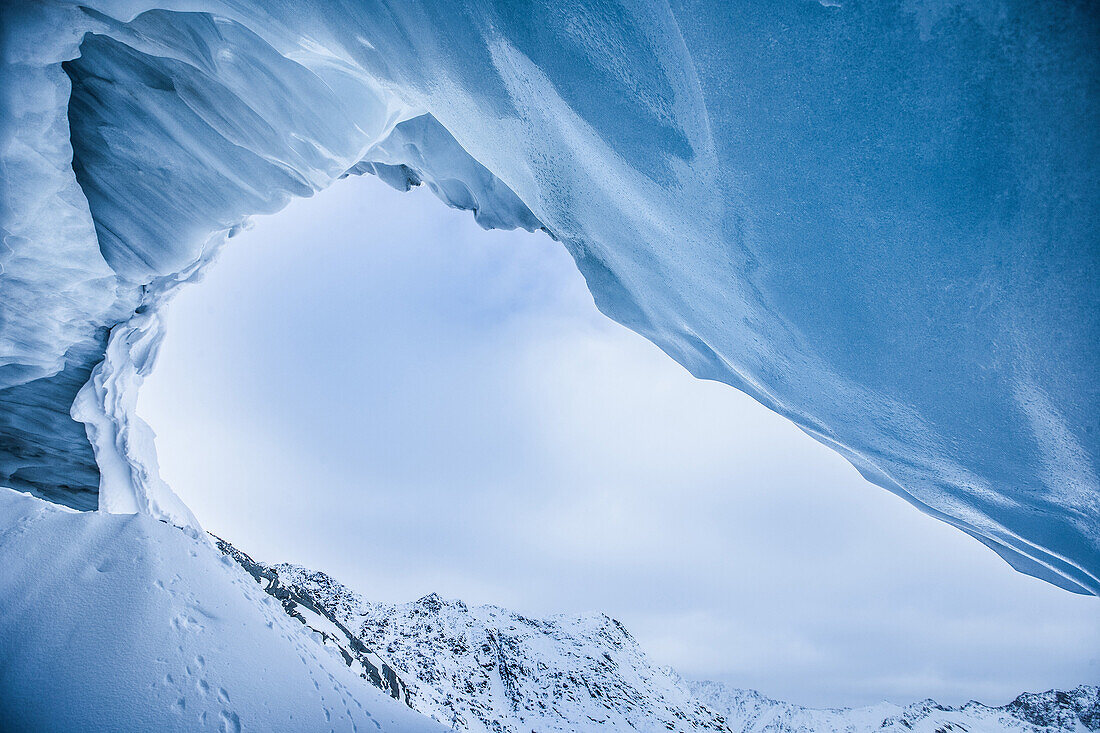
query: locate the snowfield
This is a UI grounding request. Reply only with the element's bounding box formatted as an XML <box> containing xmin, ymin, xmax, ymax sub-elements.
<box><xmin>0</xmin><ymin>488</ymin><xmax>443</xmax><ymax>732</ymax></box>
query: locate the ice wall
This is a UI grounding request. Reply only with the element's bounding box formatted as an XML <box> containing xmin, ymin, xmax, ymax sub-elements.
<box><xmin>0</xmin><ymin>1</ymin><xmax>1096</xmax><ymax>594</ymax></box>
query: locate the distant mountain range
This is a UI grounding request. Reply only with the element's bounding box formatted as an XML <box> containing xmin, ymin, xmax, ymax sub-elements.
<box><xmin>689</xmin><ymin>681</ymin><xmax>1099</xmax><ymax>733</ymax></box>
<box><xmin>216</xmin><ymin>537</ymin><xmax>1098</xmax><ymax>733</ymax></box>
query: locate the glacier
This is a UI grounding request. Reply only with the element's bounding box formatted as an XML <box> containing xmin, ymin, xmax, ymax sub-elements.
<box><xmin>0</xmin><ymin>0</ymin><xmax>1097</xmax><ymax>610</ymax></box>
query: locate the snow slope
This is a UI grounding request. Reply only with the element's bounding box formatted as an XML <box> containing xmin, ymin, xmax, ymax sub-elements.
<box><xmin>0</xmin><ymin>488</ymin><xmax>444</xmax><ymax>732</ymax></box>
<box><xmin>223</xmin><ymin>548</ymin><xmax>1100</xmax><ymax>733</ymax></box>
<box><xmin>0</xmin><ymin>1</ymin><xmax>1097</xmax><ymax>596</ymax></box>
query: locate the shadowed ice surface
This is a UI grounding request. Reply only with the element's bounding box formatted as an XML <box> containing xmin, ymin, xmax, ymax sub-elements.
<box><xmin>0</xmin><ymin>0</ymin><xmax>1096</xmax><ymax>598</ymax></box>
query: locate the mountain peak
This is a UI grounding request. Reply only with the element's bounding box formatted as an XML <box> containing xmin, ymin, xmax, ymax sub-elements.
<box><xmin>216</xmin><ymin>538</ymin><xmax>1098</xmax><ymax>733</ymax></box>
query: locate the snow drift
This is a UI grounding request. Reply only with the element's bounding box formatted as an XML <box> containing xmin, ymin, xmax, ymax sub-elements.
<box><xmin>0</xmin><ymin>488</ymin><xmax>443</xmax><ymax>732</ymax></box>
<box><xmin>0</xmin><ymin>1</ymin><xmax>1097</xmax><ymax>594</ymax></box>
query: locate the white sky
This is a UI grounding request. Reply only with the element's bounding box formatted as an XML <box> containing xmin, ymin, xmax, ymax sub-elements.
<box><xmin>139</xmin><ymin>173</ymin><xmax>1099</xmax><ymax>709</ymax></box>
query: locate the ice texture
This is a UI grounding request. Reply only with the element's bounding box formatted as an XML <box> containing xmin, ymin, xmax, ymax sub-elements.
<box><xmin>0</xmin><ymin>1</ymin><xmax>1096</xmax><ymax>593</ymax></box>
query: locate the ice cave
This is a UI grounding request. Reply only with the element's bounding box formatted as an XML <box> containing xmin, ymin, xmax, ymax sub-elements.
<box><xmin>0</xmin><ymin>0</ymin><xmax>1096</xmax><ymax>730</ymax></box>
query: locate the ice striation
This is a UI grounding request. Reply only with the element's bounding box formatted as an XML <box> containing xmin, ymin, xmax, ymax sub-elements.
<box><xmin>0</xmin><ymin>0</ymin><xmax>1097</xmax><ymax>596</ymax></box>
<box><xmin>217</xmin><ymin>541</ymin><xmax>1100</xmax><ymax>733</ymax></box>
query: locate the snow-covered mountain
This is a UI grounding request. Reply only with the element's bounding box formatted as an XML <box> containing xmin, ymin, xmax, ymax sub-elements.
<box><xmin>690</xmin><ymin>681</ymin><xmax>1100</xmax><ymax>733</ymax></box>
<box><xmin>218</xmin><ymin>539</ymin><xmax>729</xmax><ymax>732</ymax></box>
<box><xmin>218</xmin><ymin>539</ymin><xmax>1100</xmax><ymax>733</ymax></box>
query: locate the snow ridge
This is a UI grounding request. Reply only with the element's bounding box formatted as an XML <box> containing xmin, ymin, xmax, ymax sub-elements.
<box><xmin>212</xmin><ymin>537</ymin><xmax>412</xmax><ymax>706</ymax></box>
<box><xmin>220</xmin><ymin>541</ymin><xmax>728</xmax><ymax>732</ymax></box>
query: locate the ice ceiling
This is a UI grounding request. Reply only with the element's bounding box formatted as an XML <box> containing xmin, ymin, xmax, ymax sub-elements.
<box><xmin>0</xmin><ymin>1</ymin><xmax>1096</xmax><ymax>594</ymax></box>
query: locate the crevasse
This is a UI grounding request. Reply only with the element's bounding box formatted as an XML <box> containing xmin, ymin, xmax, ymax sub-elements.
<box><xmin>0</xmin><ymin>1</ymin><xmax>1096</xmax><ymax>594</ymax></box>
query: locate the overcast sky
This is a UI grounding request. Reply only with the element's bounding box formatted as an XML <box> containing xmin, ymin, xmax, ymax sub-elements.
<box><xmin>139</xmin><ymin>173</ymin><xmax>1099</xmax><ymax>709</ymax></box>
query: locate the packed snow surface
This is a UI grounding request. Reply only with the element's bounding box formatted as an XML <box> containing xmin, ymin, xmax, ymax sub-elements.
<box><xmin>0</xmin><ymin>1</ymin><xmax>1097</xmax><ymax>593</ymax></box>
<box><xmin>0</xmin><ymin>488</ymin><xmax>444</xmax><ymax>732</ymax></box>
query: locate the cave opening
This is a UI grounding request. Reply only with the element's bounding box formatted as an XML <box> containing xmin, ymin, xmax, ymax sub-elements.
<box><xmin>134</xmin><ymin>172</ymin><xmax>1100</xmax><ymax>708</ymax></box>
